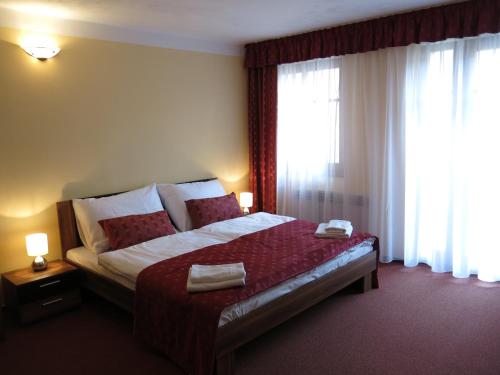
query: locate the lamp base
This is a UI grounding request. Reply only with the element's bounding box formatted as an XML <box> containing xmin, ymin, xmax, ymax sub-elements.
<box><xmin>32</xmin><ymin>256</ymin><xmax>48</xmax><ymax>272</ymax></box>
<box><xmin>243</xmin><ymin>207</ymin><xmax>250</xmax><ymax>215</ymax></box>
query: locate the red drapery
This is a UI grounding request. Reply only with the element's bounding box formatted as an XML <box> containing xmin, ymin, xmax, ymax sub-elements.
<box><xmin>248</xmin><ymin>66</ymin><xmax>277</xmax><ymax>213</ymax></box>
<box><xmin>246</xmin><ymin>0</ymin><xmax>500</xmax><ymax>213</ymax></box>
<box><xmin>245</xmin><ymin>0</ymin><xmax>500</xmax><ymax>68</ymax></box>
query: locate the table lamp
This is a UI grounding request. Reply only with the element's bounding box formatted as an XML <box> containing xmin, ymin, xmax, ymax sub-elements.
<box><xmin>240</xmin><ymin>192</ymin><xmax>253</xmax><ymax>215</ymax></box>
<box><xmin>26</xmin><ymin>233</ymin><xmax>49</xmax><ymax>271</ymax></box>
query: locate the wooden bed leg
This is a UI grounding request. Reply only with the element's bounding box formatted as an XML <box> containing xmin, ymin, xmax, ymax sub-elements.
<box><xmin>361</xmin><ymin>273</ymin><xmax>372</xmax><ymax>293</ymax></box>
<box><xmin>216</xmin><ymin>351</ymin><xmax>234</xmax><ymax>375</ymax></box>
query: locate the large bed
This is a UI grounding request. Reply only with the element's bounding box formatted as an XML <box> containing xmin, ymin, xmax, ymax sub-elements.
<box><xmin>56</xmin><ymin>181</ymin><xmax>379</xmax><ymax>375</ymax></box>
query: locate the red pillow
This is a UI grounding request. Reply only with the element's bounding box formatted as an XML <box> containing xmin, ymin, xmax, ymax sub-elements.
<box><xmin>185</xmin><ymin>192</ymin><xmax>242</xmax><ymax>229</ymax></box>
<box><xmin>98</xmin><ymin>210</ymin><xmax>176</xmax><ymax>250</ymax></box>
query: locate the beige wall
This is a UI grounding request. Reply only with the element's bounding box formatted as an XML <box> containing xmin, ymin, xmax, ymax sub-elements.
<box><xmin>0</xmin><ymin>27</ymin><xmax>248</xmax><ymax>274</ymax></box>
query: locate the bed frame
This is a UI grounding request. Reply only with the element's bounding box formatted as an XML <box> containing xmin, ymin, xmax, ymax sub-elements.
<box><xmin>56</xmin><ymin>183</ymin><xmax>378</xmax><ymax>375</ymax></box>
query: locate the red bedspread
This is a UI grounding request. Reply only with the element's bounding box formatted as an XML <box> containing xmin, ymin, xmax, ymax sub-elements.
<box><xmin>134</xmin><ymin>220</ymin><xmax>378</xmax><ymax>375</ymax></box>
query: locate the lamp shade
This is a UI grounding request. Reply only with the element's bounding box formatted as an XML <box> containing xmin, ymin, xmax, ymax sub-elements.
<box><xmin>23</xmin><ymin>45</ymin><xmax>60</xmax><ymax>60</ymax></box>
<box><xmin>240</xmin><ymin>192</ymin><xmax>253</xmax><ymax>208</ymax></box>
<box><xmin>20</xmin><ymin>35</ymin><xmax>60</xmax><ymax>60</ymax></box>
<box><xmin>26</xmin><ymin>233</ymin><xmax>48</xmax><ymax>257</ymax></box>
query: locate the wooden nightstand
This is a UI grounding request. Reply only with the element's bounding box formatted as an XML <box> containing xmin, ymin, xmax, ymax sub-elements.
<box><xmin>0</xmin><ymin>297</ymin><xmax>3</xmax><ymax>338</ymax></box>
<box><xmin>1</xmin><ymin>260</ymin><xmax>81</xmax><ymax>324</ymax></box>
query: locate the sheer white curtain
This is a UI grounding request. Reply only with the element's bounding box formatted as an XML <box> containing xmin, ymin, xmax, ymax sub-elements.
<box><xmin>277</xmin><ymin>57</ymin><xmax>342</xmax><ymax>223</ymax></box>
<box><xmin>277</xmin><ymin>49</ymin><xmax>407</xmax><ymax>263</ymax></box>
<box><xmin>404</xmin><ymin>34</ymin><xmax>500</xmax><ymax>281</ymax></box>
<box><xmin>340</xmin><ymin>48</ymin><xmax>406</xmax><ymax>262</ymax></box>
<box><xmin>277</xmin><ymin>33</ymin><xmax>500</xmax><ymax>281</ymax></box>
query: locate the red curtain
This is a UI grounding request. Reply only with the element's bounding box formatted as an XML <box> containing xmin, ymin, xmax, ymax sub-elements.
<box><xmin>245</xmin><ymin>0</ymin><xmax>500</xmax><ymax>68</ymax></box>
<box><xmin>248</xmin><ymin>66</ymin><xmax>277</xmax><ymax>213</ymax></box>
<box><xmin>246</xmin><ymin>0</ymin><xmax>500</xmax><ymax>213</ymax></box>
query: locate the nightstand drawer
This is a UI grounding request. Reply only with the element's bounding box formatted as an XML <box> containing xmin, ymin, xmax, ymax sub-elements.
<box><xmin>18</xmin><ymin>290</ymin><xmax>81</xmax><ymax>323</ymax></box>
<box><xmin>17</xmin><ymin>271</ymin><xmax>79</xmax><ymax>303</ymax></box>
<box><xmin>2</xmin><ymin>260</ymin><xmax>81</xmax><ymax>324</ymax></box>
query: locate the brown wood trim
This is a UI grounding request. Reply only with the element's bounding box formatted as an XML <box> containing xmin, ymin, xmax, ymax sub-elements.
<box><xmin>216</xmin><ymin>351</ymin><xmax>234</xmax><ymax>375</ymax></box>
<box><xmin>66</xmin><ymin>260</ymin><xmax>134</xmax><ymax>313</ymax></box>
<box><xmin>1</xmin><ymin>260</ymin><xmax>77</xmax><ymax>286</ymax></box>
<box><xmin>57</xmin><ymin>201</ymin><xmax>82</xmax><ymax>257</ymax></box>
<box><xmin>362</xmin><ymin>272</ymin><xmax>372</xmax><ymax>292</ymax></box>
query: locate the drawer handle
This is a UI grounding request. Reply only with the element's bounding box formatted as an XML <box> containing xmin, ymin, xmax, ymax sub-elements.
<box><xmin>39</xmin><ymin>280</ymin><xmax>61</xmax><ymax>288</ymax></box>
<box><xmin>42</xmin><ymin>298</ymin><xmax>64</xmax><ymax>307</ymax></box>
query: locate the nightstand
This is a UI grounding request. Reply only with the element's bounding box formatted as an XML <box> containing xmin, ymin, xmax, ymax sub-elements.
<box><xmin>1</xmin><ymin>260</ymin><xmax>81</xmax><ymax>324</ymax></box>
<box><xmin>0</xmin><ymin>298</ymin><xmax>3</xmax><ymax>338</ymax></box>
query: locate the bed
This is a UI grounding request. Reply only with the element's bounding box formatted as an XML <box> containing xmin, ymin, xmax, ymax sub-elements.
<box><xmin>56</xmin><ymin>181</ymin><xmax>379</xmax><ymax>375</ymax></box>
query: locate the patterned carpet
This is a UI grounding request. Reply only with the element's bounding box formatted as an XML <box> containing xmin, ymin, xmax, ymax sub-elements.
<box><xmin>1</xmin><ymin>262</ymin><xmax>500</xmax><ymax>375</ymax></box>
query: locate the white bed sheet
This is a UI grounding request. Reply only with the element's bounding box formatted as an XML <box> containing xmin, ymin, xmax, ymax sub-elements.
<box><xmin>67</xmin><ymin>247</ymin><xmax>135</xmax><ymax>290</ymax></box>
<box><xmin>68</xmin><ymin>212</ymin><xmax>374</xmax><ymax>327</ymax></box>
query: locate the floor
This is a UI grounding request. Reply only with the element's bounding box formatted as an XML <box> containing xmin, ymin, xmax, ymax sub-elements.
<box><xmin>1</xmin><ymin>262</ymin><xmax>500</xmax><ymax>375</ymax></box>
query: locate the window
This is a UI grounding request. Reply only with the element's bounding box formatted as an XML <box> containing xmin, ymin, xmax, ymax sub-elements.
<box><xmin>276</xmin><ymin>56</ymin><xmax>344</xmax><ymax>222</ymax></box>
<box><xmin>277</xmin><ymin>57</ymin><xmax>341</xmax><ymax>178</ymax></box>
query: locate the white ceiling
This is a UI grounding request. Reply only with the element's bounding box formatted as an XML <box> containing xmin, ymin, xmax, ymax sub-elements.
<box><xmin>0</xmin><ymin>0</ymin><xmax>458</xmax><ymax>55</ymax></box>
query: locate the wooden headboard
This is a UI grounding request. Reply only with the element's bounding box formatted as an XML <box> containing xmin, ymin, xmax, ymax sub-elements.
<box><xmin>56</xmin><ymin>178</ymin><xmax>217</xmax><ymax>259</ymax></box>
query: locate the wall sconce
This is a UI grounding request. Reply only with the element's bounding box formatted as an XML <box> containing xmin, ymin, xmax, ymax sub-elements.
<box><xmin>20</xmin><ymin>35</ymin><xmax>60</xmax><ymax>60</ymax></box>
<box><xmin>239</xmin><ymin>192</ymin><xmax>253</xmax><ymax>215</ymax></box>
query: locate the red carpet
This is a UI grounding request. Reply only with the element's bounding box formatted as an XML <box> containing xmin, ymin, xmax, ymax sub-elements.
<box><xmin>1</xmin><ymin>262</ymin><xmax>500</xmax><ymax>375</ymax></box>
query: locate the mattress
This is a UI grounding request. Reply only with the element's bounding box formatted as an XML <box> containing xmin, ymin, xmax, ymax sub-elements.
<box><xmin>67</xmin><ymin>246</ymin><xmax>135</xmax><ymax>290</ymax></box>
<box><xmin>67</xmin><ymin>213</ymin><xmax>374</xmax><ymax>327</ymax></box>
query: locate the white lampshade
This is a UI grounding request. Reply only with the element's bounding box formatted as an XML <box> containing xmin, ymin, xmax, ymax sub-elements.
<box><xmin>26</xmin><ymin>233</ymin><xmax>49</xmax><ymax>257</ymax></box>
<box><xmin>240</xmin><ymin>192</ymin><xmax>253</xmax><ymax>208</ymax></box>
<box><xmin>20</xmin><ymin>35</ymin><xmax>60</xmax><ymax>60</ymax></box>
<box><xmin>23</xmin><ymin>45</ymin><xmax>60</xmax><ymax>60</ymax></box>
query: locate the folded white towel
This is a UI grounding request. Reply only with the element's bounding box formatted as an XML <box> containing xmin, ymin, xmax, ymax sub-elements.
<box><xmin>190</xmin><ymin>263</ymin><xmax>246</xmax><ymax>284</ymax></box>
<box><xmin>325</xmin><ymin>219</ymin><xmax>353</xmax><ymax>233</ymax></box>
<box><xmin>187</xmin><ymin>268</ymin><xmax>246</xmax><ymax>293</ymax></box>
<box><xmin>315</xmin><ymin>223</ymin><xmax>353</xmax><ymax>238</ymax></box>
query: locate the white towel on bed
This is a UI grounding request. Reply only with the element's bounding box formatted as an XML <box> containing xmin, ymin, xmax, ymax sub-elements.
<box><xmin>325</xmin><ymin>219</ymin><xmax>353</xmax><ymax>233</ymax></box>
<box><xmin>187</xmin><ymin>266</ymin><xmax>246</xmax><ymax>292</ymax></box>
<box><xmin>190</xmin><ymin>262</ymin><xmax>246</xmax><ymax>284</ymax></box>
<box><xmin>315</xmin><ymin>223</ymin><xmax>352</xmax><ymax>238</ymax></box>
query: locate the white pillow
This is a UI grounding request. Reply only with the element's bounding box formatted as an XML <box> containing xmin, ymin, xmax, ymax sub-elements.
<box><xmin>157</xmin><ymin>179</ymin><xmax>226</xmax><ymax>232</ymax></box>
<box><xmin>73</xmin><ymin>184</ymin><xmax>164</xmax><ymax>253</ymax></box>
